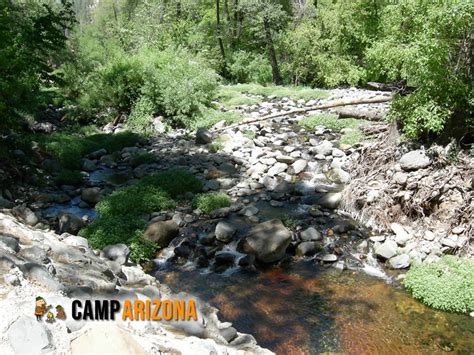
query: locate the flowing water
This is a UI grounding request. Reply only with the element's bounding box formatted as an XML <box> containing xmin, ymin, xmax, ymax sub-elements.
<box><xmin>157</xmin><ymin>262</ymin><xmax>473</xmax><ymax>354</ymax></box>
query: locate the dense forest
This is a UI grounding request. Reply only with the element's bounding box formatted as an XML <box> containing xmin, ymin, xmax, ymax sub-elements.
<box><xmin>1</xmin><ymin>0</ymin><xmax>472</xmax><ymax>140</ymax></box>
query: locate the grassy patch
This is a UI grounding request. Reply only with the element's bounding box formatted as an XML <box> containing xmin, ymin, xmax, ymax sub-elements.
<box><xmin>192</xmin><ymin>192</ymin><xmax>231</xmax><ymax>214</ymax></box>
<box><xmin>217</xmin><ymin>86</ymin><xmax>262</xmax><ymax>108</ymax></box>
<box><xmin>208</xmin><ymin>143</ymin><xmax>223</xmax><ymax>153</ymax></box>
<box><xmin>243</xmin><ymin>130</ymin><xmax>256</xmax><ymax>139</ymax></box>
<box><xmin>281</xmin><ymin>214</ymin><xmax>299</xmax><ymax>230</ymax></box>
<box><xmin>130</xmin><ymin>152</ymin><xmax>156</xmax><ymax>167</ymax></box>
<box><xmin>404</xmin><ymin>256</ymin><xmax>474</xmax><ymax>314</ymax></box>
<box><xmin>339</xmin><ymin>129</ymin><xmax>367</xmax><ymax>146</ymax></box>
<box><xmin>79</xmin><ymin>169</ymin><xmax>202</xmax><ymax>263</ymax></box>
<box><xmin>27</xmin><ymin>131</ymin><xmax>141</xmax><ymax>170</ymax></box>
<box><xmin>225</xmin><ymin>83</ymin><xmax>329</xmax><ymax>101</ymax></box>
<box><xmin>191</xmin><ymin>109</ymin><xmax>243</xmax><ymax>130</ymax></box>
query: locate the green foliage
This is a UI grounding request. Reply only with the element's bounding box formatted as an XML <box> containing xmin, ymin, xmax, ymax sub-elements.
<box><xmin>208</xmin><ymin>143</ymin><xmax>223</xmax><ymax>153</ymax></box>
<box><xmin>229</xmin><ymin>51</ymin><xmax>272</xmax><ymax>84</ymax></box>
<box><xmin>243</xmin><ymin>130</ymin><xmax>256</xmax><ymax>139</ymax></box>
<box><xmin>192</xmin><ymin>192</ymin><xmax>231</xmax><ymax>214</ymax></box>
<box><xmin>35</xmin><ymin>131</ymin><xmax>140</xmax><ymax>170</ymax></box>
<box><xmin>55</xmin><ymin>169</ymin><xmax>83</xmax><ymax>186</ymax></box>
<box><xmin>217</xmin><ymin>87</ymin><xmax>262</xmax><ymax>108</ymax></box>
<box><xmin>0</xmin><ymin>1</ymin><xmax>75</xmax><ymax>130</ymax></box>
<box><xmin>191</xmin><ymin>109</ymin><xmax>242</xmax><ymax>130</ymax></box>
<box><xmin>366</xmin><ymin>1</ymin><xmax>473</xmax><ymax>139</ymax></box>
<box><xmin>404</xmin><ymin>256</ymin><xmax>474</xmax><ymax>314</ymax></box>
<box><xmin>226</xmin><ymin>84</ymin><xmax>329</xmax><ymax>101</ymax></box>
<box><xmin>126</xmin><ymin>96</ymin><xmax>156</xmax><ymax>135</ymax></box>
<box><xmin>80</xmin><ymin>169</ymin><xmax>201</xmax><ymax>262</ymax></box>
<box><xmin>299</xmin><ymin>114</ymin><xmax>364</xmax><ymax>131</ymax></box>
<box><xmin>281</xmin><ymin>214</ymin><xmax>298</xmax><ymax>230</ymax></box>
<box><xmin>339</xmin><ymin>129</ymin><xmax>367</xmax><ymax>146</ymax></box>
<box><xmin>130</xmin><ymin>152</ymin><xmax>156</xmax><ymax>167</ymax></box>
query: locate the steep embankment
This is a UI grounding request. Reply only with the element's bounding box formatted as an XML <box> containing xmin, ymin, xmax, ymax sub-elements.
<box><xmin>0</xmin><ymin>212</ymin><xmax>271</xmax><ymax>354</ymax></box>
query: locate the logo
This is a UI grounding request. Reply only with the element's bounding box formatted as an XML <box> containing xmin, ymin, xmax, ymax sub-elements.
<box><xmin>35</xmin><ymin>296</ymin><xmax>66</xmax><ymax>323</ymax></box>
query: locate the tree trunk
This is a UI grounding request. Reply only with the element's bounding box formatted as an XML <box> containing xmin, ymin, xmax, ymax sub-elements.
<box><xmin>263</xmin><ymin>18</ymin><xmax>282</xmax><ymax>85</ymax></box>
<box><xmin>216</xmin><ymin>0</ymin><xmax>228</xmax><ymax>76</ymax></box>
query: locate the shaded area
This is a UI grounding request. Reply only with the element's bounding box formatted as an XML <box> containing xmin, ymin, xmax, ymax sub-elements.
<box><xmin>158</xmin><ymin>263</ymin><xmax>474</xmax><ymax>354</ymax></box>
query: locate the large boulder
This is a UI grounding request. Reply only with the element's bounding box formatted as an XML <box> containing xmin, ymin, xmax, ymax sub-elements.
<box><xmin>375</xmin><ymin>240</ymin><xmax>398</xmax><ymax>260</ymax></box>
<box><xmin>8</xmin><ymin>316</ymin><xmax>53</xmax><ymax>354</ymax></box>
<box><xmin>102</xmin><ymin>244</ymin><xmax>130</xmax><ymax>265</ymax></box>
<box><xmin>81</xmin><ymin>187</ymin><xmax>103</xmax><ymax>206</ymax></box>
<box><xmin>215</xmin><ymin>221</ymin><xmax>236</xmax><ymax>243</ymax></box>
<box><xmin>13</xmin><ymin>205</ymin><xmax>39</xmax><ymax>226</ymax></box>
<box><xmin>399</xmin><ymin>150</ymin><xmax>431</xmax><ymax>171</ymax></box>
<box><xmin>388</xmin><ymin>254</ymin><xmax>410</xmax><ymax>269</ymax></box>
<box><xmin>240</xmin><ymin>219</ymin><xmax>291</xmax><ymax>263</ymax></box>
<box><xmin>319</xmin><ymin>192</ymin><xmax>342</xmax><ymax>209</ymax></box>
<box><xmin>196</xmin><ymin>128</ymin><xmax>213</xmax><ymax>144</ymax></box>
<box><xmin>58</xmin><ymin>212</ymin><xmax>85</xmax><ymax>235</ymax></box>
<box><xmin>144</xmin><ymin>220</ymin><xmax>179</xmax><ymax>248</ymax></box>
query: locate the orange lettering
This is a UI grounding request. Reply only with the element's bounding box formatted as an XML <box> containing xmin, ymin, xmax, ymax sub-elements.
<box><xmin>134</xmin><ymin>300</ymin><xmax>145</xmax><ymax>321</ymax></box>
<box><xmin>122</xmin><ymin>300</ymin><xmax>133</xmax><ymax>321</ymax></box>
<box><xmin>152</xmin><ymin>300</ymin><xmax>161</xmax><ymax>321</ymax></box>
<box><xmin>173</xmin><ymin>300</ymin><xmax>185</xmax><ymax>320</ymax></box>
<box><xmin>162</xmin><ymin>300</ymin><xmax>172</xmax><ymax>321</ymax></box>
<box><xmin>186</xmin><ymin>300</ymin><xmax>197</xmax><ymax>321</ymax></box>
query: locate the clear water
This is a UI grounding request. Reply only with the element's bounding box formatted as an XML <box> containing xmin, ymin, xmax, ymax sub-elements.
<box><xmin>157</xmin><ymin>262</ymin><xmax>474</xmax><ymax>354</ymax></box>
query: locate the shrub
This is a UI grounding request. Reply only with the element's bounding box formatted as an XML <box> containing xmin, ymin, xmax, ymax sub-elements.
<box><xmin>404</xmin><ymin>256</ymin><xmax>474</xmax><ymax>314</ymax></box>
<box><xmin>208</xmin><ymin>143</ymin><xmax>223</xmax><ymax>153</ymax></box>
<box><xmin>141</xmin><ymin>48</ymin><xmax>219</xmax><ymax>128</ymax></box>
<box><xmin>229</xmin><ymin>50</ymin><xmax>272</xmax><ymax>85</ymax></box>
<box><xmin>192</xmin><ymin>192</ymin><xmax>231</xmax><ymax>214</ymax></box>
<box><xmin>126</xmin><ymin>96</ymin><xmax>156</xmax><ymax>136</ymax></box>
<box><xmin>130</xmin><ymin>152</ymin><xmax>156</xmax><ymax>167</ymax></box>
<box><xmin>281</xmin><ymin>214</ymin><xmax>299</xmax><ymax>230</ymax></box>
<box><xmin>80</xmin><ymin>169</ymin><xmax>201</xmax><ymax>262</ymax></box>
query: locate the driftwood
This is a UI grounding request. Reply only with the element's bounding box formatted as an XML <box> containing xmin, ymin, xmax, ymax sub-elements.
<box><xmin>333</xmin><ymin>107</ymin><xmax>386</xmax><ymax>121</ymax></box>
<box><xmin>213</xmin><ymin>96</ymin><xmax>393</xmax><ymax>132</ymax></box>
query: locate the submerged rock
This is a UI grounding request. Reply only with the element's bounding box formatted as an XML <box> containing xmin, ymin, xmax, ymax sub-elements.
<box><xmin>241</xmin><ymin>219</ymin><xmax>291</xmax><ymax>263</ymax></box>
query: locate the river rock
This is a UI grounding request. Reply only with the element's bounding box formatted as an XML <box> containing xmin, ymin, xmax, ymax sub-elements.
<box><xmin>390</xmin><ymin>223</ymin><xmax>411</xmax><ymax>245</ymax></box>
<box><xmin>319</xmin><ymin>192</ymin><xmax>342</xmax><ymax>209</ymax></box>
<box><xmin>241</xmin><ymin>219</ymin><xmax>292</xmax><ymax>263</ymax></box>
<box><xmin>215</xmin><ymin>221</ymin><xmax>236</xmax><ymax>243</ymax></box>
<box><xmin>81</xmin><ymin>187</ymin><xmax>102</xmax><ymax>206</ymax></box>
<box><xmin>214</xmin><ymin>252</ymin><xmax>236</xmax><ymax>270</ymax></box>
<box><xmin>289</xmin><ymin>159</ymin><xmax>307</xmax><ymax>175</ymax></box>
<box><xmin>300</xmin><ymin>227</ymin><xmax>322</xmax><ymax>241</ymax></box>
<box><xmin>296</xmin><ymin>242</ymin><xmax>319</xmax><ymax>256</ymax></box>
<box><xmin>13</xmin><ymin>206</ymin><xmax>38</xmax><ymax>226</ymax></box>
<box><xmin>267</xmin><ymin>163</ymin><xmax>288</xmax><ymax>176</ymax></box>
<box><xmin>8</xmin><ymin>315</ymin><xmax>53</xmax><ymax>354</ymax></box>
<box><xmin>399</xmin><ymin>150</ymin><xmax>431</xmax><ymax>171</ymax></box>
<box><xmin>82</xmin><ymin>158</ymin><xmax>97</xmax><ymax>172</ymax></box>
<box><xmin>276</xmin><ymin>155</ymin><xmax>295</xmax><ymax>164</ymax></box>
<box><xmin>375</xmin><ymin>240</ymin><xmax>398</xmax><ymax>260</ymax></box>
<box><xmin>58</xmin><ymin>212</ymin><xmax>85</xmax><ymax>235</ymax></box>
<box><xmin>388</xmin><ymin>254</ymin><xmax>410</xmax><ymax>269</ymax></box>
<box><xmin>313</xmin><ymin>140</ymin><xmax>333</xmax><ymax>156</ymax></box>
<box><xmin>393</xmin><ymin>172</ymin><xmax>408</xmax><ymax>185</ymax></box>
<box><xmin>0</xmin><ymin>234</ymin><xmax>20</xmax><ymax>252</ymax></box>
<box><xmin>196</xmin><ymin>128</ymin><xmax>213</xmax><ymax>144</ymax></box>
<box><xmin>144</xmin><ymin>220</ymin><xmax>179</xmax><ymax>248</ymax></box>
<box><xmin>102</xmin><ymin>244</ymin><xmax>130</xmax><ymax>265</ymax></box>
<box><xmin>0</xmin><ymin>196</ymin><xmax>14</xmax><ymax>209</ymax></box>
<box><xmin>239</xmin><ymin>206</ymin><xmax>259</xmax><ymax>217</ymax></box>
<box><xmin>321</xmin><ymin>254</ymin><xmax>338</xmax><ymax>262</ymax></box>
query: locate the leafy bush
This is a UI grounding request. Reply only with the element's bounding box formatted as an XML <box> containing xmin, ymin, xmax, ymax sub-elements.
<box><xmin>130</xmin><ymin>152</ymin><xmax>156</xmax><ymax>167</ymax></box>
<box><xmin>404</xmin><ymin>256</ymin><xmax>474</xmax><ymax>313</ymax></box>
<box><xmin>80</xmin><ymin>169</ymin><xmax>201</xmax><ymax>262</ymax></box>
<box><xmin>192</xmin><ymin>192</ymin><xmax>231</xmax><ymax>214</ymax></box>
<box><xmin>366</xmin><ymin>1</ymin><xmax>473</xmax><ymax>139</ymax></box>
<box><xmin>140</xmin><ymin>48</ymin><xmax>219</xmax><ymax>128</ymax></box>
<box><xmin>229</xmin><ymin>50</ymin><xmax>272</xmax><ymax>85</ymax></box>
<box><xmin>36</xmin><ymin>131</ymin><xmax>140</xmax><ymax>170</ymax></box>
<box><xmin>126</xmin><ymin>96</ymin><xmax>156</xmax><ymax>136</ymax></box>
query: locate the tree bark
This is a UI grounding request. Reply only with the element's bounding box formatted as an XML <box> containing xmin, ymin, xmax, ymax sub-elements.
<box><xmin>216</xmin><ymin>0</ymin><xmax>228</xmax><ymax>77</ymax></box>
<box><xmin>263</xmin><ymin>18</ymin><xmax>282</xmax><ymax>85</ymax></box>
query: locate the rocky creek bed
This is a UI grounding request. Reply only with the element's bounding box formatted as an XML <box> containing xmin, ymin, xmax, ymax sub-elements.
<box><xmin>0</xmin><ymin>87</ymin><xmax>472</xmax><ymax>353</ymax></box>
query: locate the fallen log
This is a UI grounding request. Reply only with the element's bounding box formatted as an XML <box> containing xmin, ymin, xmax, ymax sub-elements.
<box><xmin>333</xmin><ymin>107</ymin><xmax>386</xmax><ymax>121</ymax></box>
<box><xmin>212</xmin><ymin>95</ymin><xmax>393</xmax><ymax>132</ymax></box>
